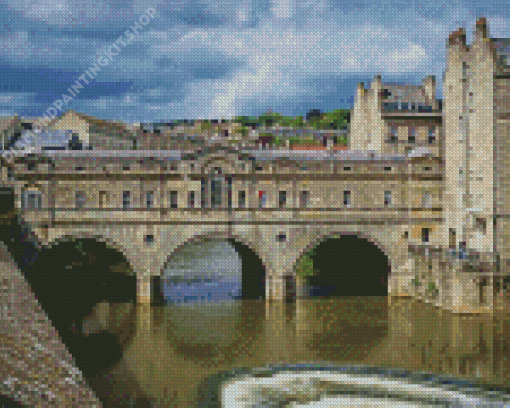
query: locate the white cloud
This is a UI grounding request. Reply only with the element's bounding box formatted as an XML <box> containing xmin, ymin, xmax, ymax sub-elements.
<box><xmin>483</xmin><ymin>17</ymin><xmax>510</xmax><ymax>38</ymax></box>
<box><xmin>137</xmin><ymin>9</ymin><xmax>437</xmax><ymax>119</ymax></box>
<box><xmin>5</xmin><ymin>0</ymin><xmax>71</xmax><ymax>24</ymax></box>
<box><xmin>384</xmin><ymin>44</ymin><xmax>428</xmax><ymax>73</ymax></box>
<box><xmin>272</xmin><ymin>0</ymin><xmax>295</xmax><ymax>19</ymax></box>
<box><xmin>0</xmin><ymin>92</ymin><xmax>37</xmax><ymax>106</ymax></box>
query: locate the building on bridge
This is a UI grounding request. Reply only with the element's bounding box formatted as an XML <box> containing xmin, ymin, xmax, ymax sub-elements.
<box><xmin>1</xmin><ymin>17</ymin><xmax>509</xmax><ymax>312</ymax></box>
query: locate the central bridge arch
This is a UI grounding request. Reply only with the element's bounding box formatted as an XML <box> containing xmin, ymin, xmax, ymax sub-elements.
<box><xmin>159</xmin><ymin>232</ymin><xmax>267</xmax><ymax>304</ymax></box>
<box><xmin>291</xmin><ymin>231</ymin><xmax>392</xmax><ymax>297</ymax></box>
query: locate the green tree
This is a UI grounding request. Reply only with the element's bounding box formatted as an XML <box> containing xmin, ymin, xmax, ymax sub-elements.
<box><xmin>258</xmin><ymin>110</ymin><xmax>284</xmax><ymax>126</ymax></box>
<box><xmin>295</xmin><ymin>253</ymin><xmax>318</xmax><ymax>278</ymax></box>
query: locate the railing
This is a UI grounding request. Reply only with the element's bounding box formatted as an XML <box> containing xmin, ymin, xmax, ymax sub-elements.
<box><xmin>20</xmin><ymin>206</ymin><xmax>443</xmax><ymax>213</ymax></box>
<box><xmin>408</xmin><ymin>244</ymin><xmax>498</xmax><ymax>270</ymax></box>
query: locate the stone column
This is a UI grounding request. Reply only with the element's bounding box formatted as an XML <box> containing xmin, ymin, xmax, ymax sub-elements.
<box><xmin>137</xmin><ymin>274</ymin><xmax>151</xmax><ymax>304</ymax></box>
<box><xmin>296</xmin><ymin>275</ymin><xmax>307</xmax><ymax>299</ymax></box>
<box><xmin>136</xmin><ymin>303</ymin><xmax>152</xmax><ymax>335</ymax></box>
<box><xmin>391</xmin><ymin>256</ymin><xmax>414</xmax><ymax>297</ymax></box>
<box><xmin>266</xmin><ymin>273</ymin><xmax>285</xmax><ymax>300</ymax></box>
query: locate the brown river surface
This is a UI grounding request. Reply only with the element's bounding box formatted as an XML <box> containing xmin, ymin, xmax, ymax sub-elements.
<box><xmin>74</xmin><ymin>296</ymin><xmax>510</xmax><ymax>407</ymax></box>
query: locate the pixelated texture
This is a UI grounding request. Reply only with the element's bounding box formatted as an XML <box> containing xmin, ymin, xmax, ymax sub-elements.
<box><xmin>1</xmin><ymin>4</ymin><xmax>510</xmax><ymax>407</ymax></box>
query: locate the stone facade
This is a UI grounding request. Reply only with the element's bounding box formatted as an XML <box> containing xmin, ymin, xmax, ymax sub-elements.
<box><xmin>0</xmin><ymin>148</ymin><xmax>435</xmax><ymax>304</ymax></box>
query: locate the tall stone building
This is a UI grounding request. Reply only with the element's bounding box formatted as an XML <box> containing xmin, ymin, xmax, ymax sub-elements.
<box><xmin>350</xmin><ymin>18</ymin><xmax>510</xmax><ymax>307</ymax></box>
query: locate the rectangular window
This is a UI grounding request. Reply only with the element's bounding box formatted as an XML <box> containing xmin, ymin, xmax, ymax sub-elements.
<box><xmin>123</xmin><ymin>191</ymin><xmax>131</xmax><ymax>209</ymax></box>
<box><xmin>75</xmin><ymin>191</ymin><xmax>86</xmax><ymax>209</ymax></box>
<box><xmin>188</xmin><ymin>191</ymin><xmax>195</xmax><ymax>208</ymax></box>
<box><xmin>300</xmin><ymin>191</ymin><xmax>309</xmax><ymax>208</ymax></box>
<box><xmin>383</xmin><ymin>102</ymin><xmax>398</xmax><ymax>111</ymax></box>
<box><xmin>7</xmin><ymin>167</ymin><xmax>14</xmax><ymax>180</ymax></box>
<box><xmin>343</xmin><ymin>191</ymin><xmax>351</xmax><ymax>206</ymax></box>
<box><xmin>389</xmin><ymin>126</ymin><xmax>398</xmax><ymax>143</ymax></box>
<box><xmin>170</xmin><ymin>191</ymin><xmax>178</xmax><ymax>209</ymax></box>
<box><xmin>422</xmin><ymin>191</ymin><xmax>432</xmax><ymax>208</ymax></box>
<box><xmin>428</xmin><ymin>127</ymin><xmax>436</xmax><ymax>144</ymax></box>
<box><xmin>259</xmin><ymin>191</ymin><xmax>267</xmax><ymax>208</ymax></box>
<box><xmin>384</xmin><ymin>191</ymin><xmax>392</xmax><ymax>206</ymax></box>
<box><xmin>146</xmin><ymin>191</ymin><xmax>154</xmax><ymax>209</ymax></box>
<box><xmin>23</xmin><ymin>191</ymin><xmax>41</xmax><ymax>210</ymax></box>
<box><xmin>238</xmin><ymin>191</ymin><xmax>246</xmax><ymax>208</ymax></box>
<box><xmin>408</xmin><ymin>127</ymin><xmax>416</xmax><ymax>143</ymax></box>
<box><xmin>422</xmin><ymin>228</ymin><xmax>430</xmax><ymax>243</ymax></box>
<box><xmin>343</xmin><ymin>166</ymin><xmax>351</xmax><ymax>171</ymax></box>
<box><xmin>449</xmin><ymin>228</ymin><xmax>456</xmax><ymax>249</ymax></box>
<box><xmin>475</xmin><ymin>218</ymin><xmax>487</xmax><ymax>236</ymax></box>
<box><xmin>211</xmin><ymin>180</ymin><xmax>222</xmax><ymax>207</ymax></box>
<box><xmin>279</xmin><ymin>191</ymin><xmax>287</xmax><ymax>208</ymax></box>
<box><xmin>201</xmin><ymin>179</ymin><xmax>206</xmax><ymax>208</ymax></box>
<box><xmin>384</xmin><ymin>167</ymin><xmax>392</xmax><ymax>171</ymax></box>
<box><xmin>401</xmin><ymin>102</ymin><xmax>409</xmax><ymax>110</ymax></box>
<box><xmin>99</xmin><ymin>191</ymin><xmax>107</xmax><ymax>209</ymax></box>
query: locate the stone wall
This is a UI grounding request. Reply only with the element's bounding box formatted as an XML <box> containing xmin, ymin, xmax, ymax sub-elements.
<box><xmin>0</xmin><ymin>241</ymin><xmax>101</xmax><ymax>407</ymax></box>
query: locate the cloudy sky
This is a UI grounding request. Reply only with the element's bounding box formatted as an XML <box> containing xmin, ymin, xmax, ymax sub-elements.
<box><xmin>0</xmin><ymin>0</ymin><xmax>508</xmax><ymax>123</ymax></box>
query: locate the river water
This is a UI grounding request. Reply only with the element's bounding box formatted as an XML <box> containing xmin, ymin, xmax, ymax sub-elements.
<box><xmin>78</xmin><ymin>296</ymin><xmax>510</xmax><ymax>407</ymax></box>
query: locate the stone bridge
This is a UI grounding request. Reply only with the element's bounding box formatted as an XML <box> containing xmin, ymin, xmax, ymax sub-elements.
<box><xmin>0</xmin><ymin>147</ymin><xmax>433</xmax><ymax>304</ymax></box>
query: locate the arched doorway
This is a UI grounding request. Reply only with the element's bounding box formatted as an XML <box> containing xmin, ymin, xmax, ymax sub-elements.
<box><xmin>160</xmin><ymin>237</ymin><xmax>265</xmax><ymax>305</ymax></box>
<box><xmin>301</xmin><ymin>235</ymin><xmax>390</xmax><ymax>297</ymax></box>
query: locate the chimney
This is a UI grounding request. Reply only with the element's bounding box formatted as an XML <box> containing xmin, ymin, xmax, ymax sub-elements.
<box><xmin>370</xmin><ymin>74</ymin><xmax>382</xmax><ymax>90</ymax></box>
<box><xmin>475</xmin><ymin>17</ymin><xmax>488</xmax><ymax>41</ymax></box>
<box><xmin>448</xmin><ymin>28</ymin><xmax>467</xmax><ymax>48</ymax></box>
<box><xmin>357</xmin><ymin>82</ymin><xmax>365</xmax><ymax>96</ymax></box>
<box><xmin>422</xmin><ymin>75</ymin><xmax>436</xmax><ymax>102</ymax></box>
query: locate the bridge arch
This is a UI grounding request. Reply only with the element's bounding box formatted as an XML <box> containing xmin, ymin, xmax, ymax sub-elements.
<box><xmin>45</xmin><ymin>233</ymin><xmax>135</xmax><ymax>275</ymax></box>
<box><xmin>25</xmin><ymin>234</ymin><xmax>138</xmax><ymax>339</ymax></box>
<box><xmin>290</xmin><ymin>230</ymin><xmax>393</xmax><ymax>297</ymax></box>
<box><xmin>159</xmin><ymin>231</ymin><xmax>267</xmax><ymax>301</ymax></box>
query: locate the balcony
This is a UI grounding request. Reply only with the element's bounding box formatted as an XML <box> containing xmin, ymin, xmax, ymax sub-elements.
<box><xmin>381</xmin><ymin>102</ymin><xmax>442</xmax><ymax>118</ymax></box>
<box><xmin>408</xmin><ymin>244</ymin><xmax>498</xmax><ymax>271</ymax></box>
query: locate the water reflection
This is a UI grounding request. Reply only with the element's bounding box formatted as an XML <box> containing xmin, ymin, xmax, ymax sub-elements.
<box><xmin>74</xmin><ymin>297</ymin><xmax>510</xmax><ymax>407</ymax></box>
